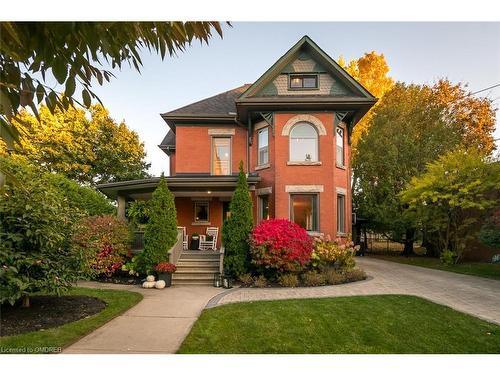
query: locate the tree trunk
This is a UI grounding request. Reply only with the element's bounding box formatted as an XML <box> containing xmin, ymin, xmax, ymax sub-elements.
<box><xmin>402</xmin><ymin>228</ymin><xmax>415</xmax><ymax>257</ymax></box>
<box><xmin>22</xmin><ymin>295</ymin><xmax>30</xmax><ymax>308</ymax></box>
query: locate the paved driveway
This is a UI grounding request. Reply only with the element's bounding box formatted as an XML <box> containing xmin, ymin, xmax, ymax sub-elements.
<box><xmin>214</xmin><ymin>257</ymin><xmax>500</xmax><ymax>325</ymax></box>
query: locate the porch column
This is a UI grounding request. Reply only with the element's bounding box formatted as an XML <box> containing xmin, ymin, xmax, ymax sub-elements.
<box><xmin>117</xmin><ymin>194</ymin><xmax>126</xmax><ymax>221</ymax></box>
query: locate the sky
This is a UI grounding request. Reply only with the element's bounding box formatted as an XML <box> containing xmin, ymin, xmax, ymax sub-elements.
<box><xmin>90</xmin><ymin>22</ymin><xmax>500</xmax><ymax>176</ymax></box>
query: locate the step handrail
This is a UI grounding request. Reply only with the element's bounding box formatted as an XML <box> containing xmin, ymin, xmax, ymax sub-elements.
<box><xmin>168</xmin><ymin>229</ymin><xmax>184</xmax><ymax>265</ymax></box>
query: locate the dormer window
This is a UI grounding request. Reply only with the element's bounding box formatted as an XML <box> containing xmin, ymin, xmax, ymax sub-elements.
<box><xmin>289</xmin><ymin>74</ymin><xmax>318</xmax><ymax>89</ymax></box>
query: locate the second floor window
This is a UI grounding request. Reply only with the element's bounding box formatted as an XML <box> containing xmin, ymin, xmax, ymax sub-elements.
<box><xmin>258</xmin><ymin>127</ymin><xmax>269</xmax><ymax>165</ymax></box>
<box><xmin>290</xmin><ymin>122</ymin><xmax>318</xmax><ymax>162</ymax></box>
<box><xmin>336</xmin><ymin>126</ymin><xmax>345</xmax><ymax>167</ymax></box>
<box><xmin>212</xmin><ymin>137</ymin><xmax>231</xmax><ymax>175</ymax></box>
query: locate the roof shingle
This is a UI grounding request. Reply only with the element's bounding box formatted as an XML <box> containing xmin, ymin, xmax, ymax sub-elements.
<box><xmin>162</xmin><ymin>84</ymin><xmax>251</xmax><ymax>118</ymax></box>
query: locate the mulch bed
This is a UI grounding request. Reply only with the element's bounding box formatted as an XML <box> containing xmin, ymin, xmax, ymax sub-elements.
<box><xmin>0</xmin><ymin>296</ymin><xmax>106</xmax><ymax>337</ymax></box>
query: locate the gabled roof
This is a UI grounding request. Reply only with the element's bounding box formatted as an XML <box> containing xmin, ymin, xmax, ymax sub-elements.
<box><xmin>160</xmin><ymin>84</ymin><xmax>251</xmax><ymax>129</ymax></box>
<box><xmin>238</xmin><ymin>35</ymin><xmax>375</xmax><ymax>101</ymax></box>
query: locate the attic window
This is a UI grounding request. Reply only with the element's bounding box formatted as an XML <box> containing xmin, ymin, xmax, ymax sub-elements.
<box><xmin>289</xmin><ymin>74</ymin><xmax>318</xmax><ymax>89</ymax></box>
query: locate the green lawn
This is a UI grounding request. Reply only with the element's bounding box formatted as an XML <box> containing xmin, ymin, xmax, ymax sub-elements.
<box><xmin>0</xmin><ymin>287</ymin><xmax>142</xmax><ymax>353</ymax></box>
<box><xmin>371</xmin><ymin>255</ymin><xmax>500</xmax><ymax>280</ymax></box>
<box><xmin>178</xmin><ymin>295</ymin><xmax>500</xmax><ymax>354</ymax></box>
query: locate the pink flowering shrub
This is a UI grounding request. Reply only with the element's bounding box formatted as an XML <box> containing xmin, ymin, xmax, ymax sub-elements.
<box><xmin>249</xmin><ymin>219</ymin><xmax>313</xmax><ymax>273</ymax></box>
<box><xmin>72</xmin><ymin>215</ymin><xmax>131</xmax><ymax>277</ymax></box>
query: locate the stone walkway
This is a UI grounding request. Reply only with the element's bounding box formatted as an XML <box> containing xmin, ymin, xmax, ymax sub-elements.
<box><xmin>63</xmin><ymin>282</ymin><xmax>224</xmax><ymax>354</ymax></box>
<box><xmin>64</xmin><ymin>257</ymin><xmax>500</xmax><ymax>354</ymax></box>
<box><xmin>215</xmin><ymin>257</ymin><xmax>500</xmax><ymax>325</ymax></box>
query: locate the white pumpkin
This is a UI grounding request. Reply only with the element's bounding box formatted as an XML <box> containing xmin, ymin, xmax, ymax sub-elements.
<box><xmin>155</xmin><ymin>280</ymin><xmax>166</xmax><ymax>289</ymax></box>
<box><xmin>142</xmin><ymin>281</ymin><xmax>156</xmax><ymax>289</ymax></box>
<box><xmin>146</xmin><ymin>275</ymin><xmax>155</xmax><ymax>282</ymax></box>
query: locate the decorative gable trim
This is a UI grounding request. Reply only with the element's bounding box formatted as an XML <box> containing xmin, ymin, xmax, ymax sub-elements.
<box><xmin>238</xmin><ymin>36</ymin><xmax>375</xmax><ymax>101</ymax></box>
<box><xmin>282</xmin><ymin>114</ymin><xmax>327</xmax><ymax>136</ymax></box>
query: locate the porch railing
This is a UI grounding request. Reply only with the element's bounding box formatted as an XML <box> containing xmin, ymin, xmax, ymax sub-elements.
<box><xmin>168</xmin><ymin>229</ymin><xmax>184</xmax><ymax>265</ymax></box>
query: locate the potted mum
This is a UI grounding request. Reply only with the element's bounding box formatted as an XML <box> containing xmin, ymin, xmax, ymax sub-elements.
<box><xmin>154</xmin><ymin>262</ymin><xmax>177</xmax><ymax>287</ymax></box>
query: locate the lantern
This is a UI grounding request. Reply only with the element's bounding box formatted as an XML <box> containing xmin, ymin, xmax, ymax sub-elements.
<box><xmin>222</xmin><ymin>274</ymin><xmax>233</xmax><ymax>289</ymax></box>
<box><xmin>213</xmin><ymin>272</ymin><xmax>221</xmax><ymax>288</ymax></box>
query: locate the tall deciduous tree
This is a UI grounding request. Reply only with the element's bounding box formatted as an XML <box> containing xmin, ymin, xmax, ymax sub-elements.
<box><xmin>338</xmin><ymin>52</ymin><xmax>394</xmax><ymax>147</ymax></box>
<box><xmin>400</xmin><ymin>149</ymin><xmax>500</xmax><ymax>262</ymax></box>
<box><xmin>3</xmin><ymin>104</ymin><xmax>150</xmax><ymax>185</ymax></box>
<box><xmin>222</xmin><ymin>161</ymin><xmax>254</xmax><ymax>277</ymax></box>
<box><xmin>0</xmin><ymin>22</ymin><xmax>225</xmax><ymax>146</ymax></box>
<box><xmin>353</xmin><ymin>80</ymin><xmax>497</xmax><ymax>255</ymax></box>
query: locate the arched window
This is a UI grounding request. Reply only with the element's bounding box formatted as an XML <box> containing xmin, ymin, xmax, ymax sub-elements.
<box><xmin>289</xmin><ymin>122</ymin><xmax>318</xmax><ymax>162</ymax></box>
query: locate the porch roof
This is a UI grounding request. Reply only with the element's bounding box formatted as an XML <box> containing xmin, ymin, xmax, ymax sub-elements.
<box><xmin>97</xmin><ymin>174</ymin><xmax>261</xmax><ymax>200</ymax></box>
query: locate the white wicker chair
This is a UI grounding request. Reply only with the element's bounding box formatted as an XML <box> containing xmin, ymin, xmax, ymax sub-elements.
<box><xmin>199</xmin><ymin>227</ymin><xmax>218</xmax><ymax>251</ymax></box>
<box><xmin>177</xmin><ymin>226</ymin><xmax>188</xmax><ymax>250</ymax></box>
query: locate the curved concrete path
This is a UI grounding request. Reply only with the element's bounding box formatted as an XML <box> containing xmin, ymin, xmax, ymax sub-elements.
<box><xmin>215</xmin><ymin>257</ymin><xmax>500</xmax><ymax>325</ymax></box>
<box><xmin>63</xmin><ymin>283</ymin><xmax>225</xmax><ymax>354</ymax></box>
<box><xmin>64</xmin><ymin>257</ymin><xmax>500</xmax><ymax>354</ymax></box>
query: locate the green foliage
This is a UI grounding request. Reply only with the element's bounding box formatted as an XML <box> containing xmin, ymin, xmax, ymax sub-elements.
<box><xmin>478</xmin><ymin>210</ymin><xmax>500</xmax><ymax>249</ymax></box>
<box><xmin>140</xmin><ymin>176</ymin><xmax>178</xmax><ymax>273</ymax></box>
<box><xmin>6</xmin><ymin>105</ymin><xmax>150</xmax><ymax>185</ymax></box>
<box><xmin>71</xmin><ymin>215</ymin><xmax>131</xmax><ymax>278</ymax></box>
<box><xmin>222</xmin><ymin>161</ymin><xmax>254</xmax><ymax>276</ymax></box>
<box><xmin>47</xmin><ymin>173</ymin><xmax>115</xmax><ymax>216</ymax></box>
<box><xmin>127</xmin><ymin>200</ymin><xmax>150</xmax><ymax>227</ymax></box>
<box><xmin>400</xmin><ymin>149</ymin><xmax>500</xmax><ymax>261</ymax></box>
<box><xmin>0</xmin><ymin>22</ymin><xmax>225</xmax><ymax>145</ymax></box>
<box><xmin>440</xmin><ymin>249</ymin><xmax>457</xmax><ymax>266</ymax></box>
<box><xmin>0</xmin><ymin>157</ymin><xmax>81</xmax><ymax>305</ymax></box>
<box><xmin>353</xmin><ymin>82</ymin><xmax>464</xmax><ymax>249</ymax></box>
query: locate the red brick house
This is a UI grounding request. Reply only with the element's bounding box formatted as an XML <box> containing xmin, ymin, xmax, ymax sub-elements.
<box><xmin>98</xmin><ymin>35</ymin><xmax>376</xmax><ymax>260</ymax></box>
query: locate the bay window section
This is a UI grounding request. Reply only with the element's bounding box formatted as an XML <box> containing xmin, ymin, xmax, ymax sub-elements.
<box><xmin>257</xmin><ymin>127</ymin><xmax>269</xmax><ymax>166</ymax></box>
<box><xmin>212</xmin><ymin>137</ymin><xmax>231</xmax><ymax>175</ymax></box>
<box><xmin>290</xmin><ymin>194</ymin><xmax>318</xmax><ymax>232</ymax></box>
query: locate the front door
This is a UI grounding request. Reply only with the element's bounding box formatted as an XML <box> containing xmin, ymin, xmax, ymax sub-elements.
<box><xmin>222</xmin><ymin>201</ymin><xmax>231</xmax><ymax>224</ymax></box>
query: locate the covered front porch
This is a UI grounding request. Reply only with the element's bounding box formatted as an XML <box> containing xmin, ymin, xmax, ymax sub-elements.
<box><xmin>97</xmin><ymin>174</ymin><xmax>261</xmax><ymax>251</ymax></box>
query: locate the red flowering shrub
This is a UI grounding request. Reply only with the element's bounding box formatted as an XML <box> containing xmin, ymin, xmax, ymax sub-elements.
<box><xmin>154</xmin><ymin>262</ymin><xmax>177</xmax><ymax>273</ymax></box>
<box><xmin>72</xmin><ymin>215</ymin><xmax>131</xmax><ymax>277</ymax></box>
<box><xmin>250</xmin><ymin>219</ymin><xmax>313</xmax><ymax>273</ymax></box>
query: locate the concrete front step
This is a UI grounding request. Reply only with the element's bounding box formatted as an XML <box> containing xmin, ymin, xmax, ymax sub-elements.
<box><xmin>176</xmin><ymin>267</ymin><xmax>219</xmax><ymax>273</ymax></box>
<box><xmin>173</xmin><ymin>250</ymin><xmax>221</xmax><ymax>285</ymax></box>
<box><xmin>177</xmin><ymin>261</ymin><xmax>220</xmax><ymax>267</ymax></box>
